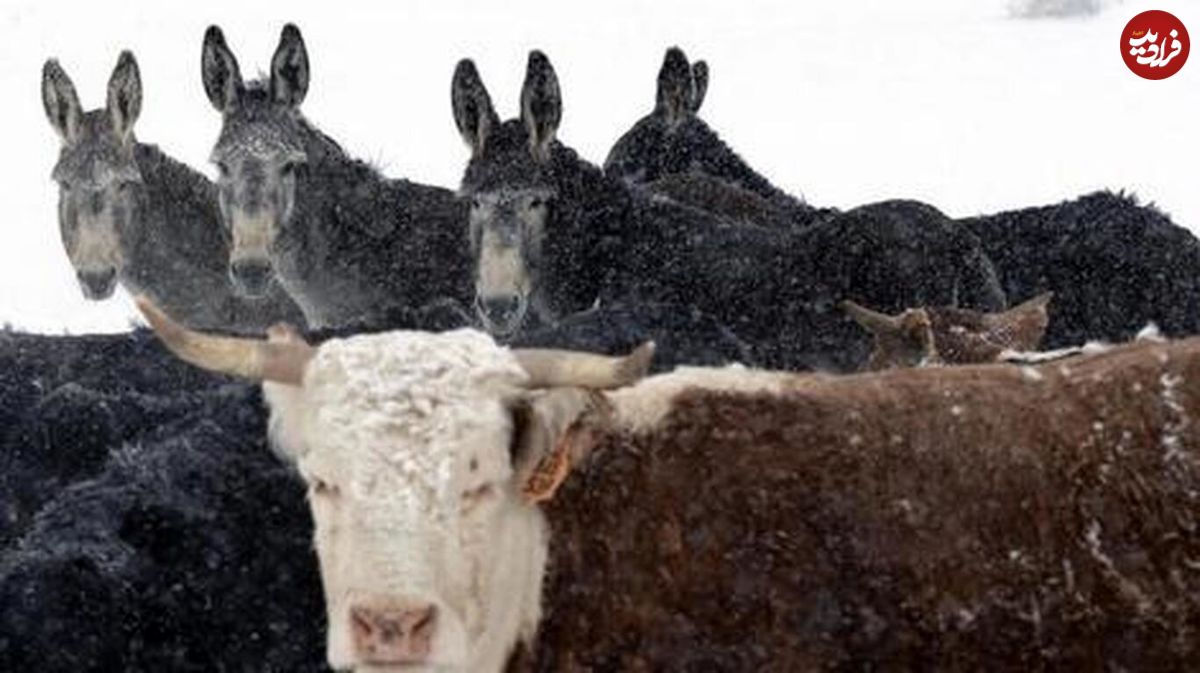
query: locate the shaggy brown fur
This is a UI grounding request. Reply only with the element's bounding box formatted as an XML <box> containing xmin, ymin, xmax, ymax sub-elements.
<box><xmin>526</xmin><ymin>338</ymin><xmax>1200</xmax><ymax>671</ymax></box>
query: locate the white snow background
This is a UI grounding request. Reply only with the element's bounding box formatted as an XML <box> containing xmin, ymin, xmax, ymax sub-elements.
<box><xmin>1</xmin><ymin>0</ymin><xmax>1196</xmax><ymax>333</ymax></box>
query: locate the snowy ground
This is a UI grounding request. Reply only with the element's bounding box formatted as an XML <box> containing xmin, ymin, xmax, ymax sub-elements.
<box><xmin>1</xmin><ymin>0</ymin><xmax>1196</xmax><ymax>334</ymax></box>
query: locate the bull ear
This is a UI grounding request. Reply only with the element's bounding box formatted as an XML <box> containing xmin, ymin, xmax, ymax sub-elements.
<box><xmin>42</xmin><ymin>59</ymin><xmax>82</xmax><ymax>144</ymax></box>
<box><xmin>270</xmin><ymin>23</ymin><xmax>309</xmax><ymax>107</ymax></box>
<box><xmin>451</xmin><ymin>59</ymin><xmax>499</xmax><ymax>157</ymax></box>
<box><xmin>690</xmin><ymin>60</ymin><xmax>708</xmax><ymax>112</ymax></box>
<box><xmin>511</xmin><ymin>388</ymin><xmax>609</xmax><ymax>504</ymax></box>
<box><xmin>987</xmin><ymin>291</ymin><xmax>1053</xmax><ymax>350</ymax></box>
<box><xmin>202</xmin><ymin>25</ymin><xmax>244</xmax><ymax>112</ymax></box>
<box><xmin>107</xmin><ymin>51</ymin><xmax>142</xmax><ymax>141</ymax></box>
<box><xmin>520</xmin><ymin>50</ymin><xmax>561</xmax><ymax>162</ymax></box>
<box><xmin>656</xmin><ymin>46</ymin><xmax>693</xmax><ymax>126</ymax></box>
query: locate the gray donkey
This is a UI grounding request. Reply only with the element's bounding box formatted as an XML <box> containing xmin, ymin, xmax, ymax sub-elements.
<box><xmin>200</xmin><ymin>24</ymin><xmax>472</xmax><ymax>329</ymax></box>
<box><xmin>41</xmin><ymin>52</ymin><xmax>304</xmax><ymax>333</ymax></box>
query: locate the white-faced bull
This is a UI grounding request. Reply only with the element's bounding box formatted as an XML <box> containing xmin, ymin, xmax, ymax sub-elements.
<box><xmin>140</xmin><ymin>296</ymin><xmax>1200</xmax><ymax>670</ymax></box>
<box><xmin>201</xmin><ymin>24</ymin><xmax>472</xmax><ymax>330</ymax></box>
<box><xmin>137</xmin><ymin>297</ymin><xmax>652</xmax><ymax>671</ymax></box>
<box><xmin>40</xmin><ymin>52</ymin><xmax>304</xmax><ymax>332</ymax></box>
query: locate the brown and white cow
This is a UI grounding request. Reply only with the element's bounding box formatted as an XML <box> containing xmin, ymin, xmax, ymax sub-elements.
<box><xmin>842</xmin><ymin>291</ymin><xmax>1053</xmax><ymax>370</ymax></box>
<box><xmin>137</xmin><ymin>297</ymin><xmax>1200</xmax><ymax>671</ymax></box>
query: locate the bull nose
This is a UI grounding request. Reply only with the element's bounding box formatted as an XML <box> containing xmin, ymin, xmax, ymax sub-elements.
<box><xmin>350</xmin><ymin>602</ymin><xmax>437</xmax><ymax>664</ymax></box>
<box><xmin>77</xmin><ymin>268</ymin><xmax>117</xmax><ymax>300</ymax></box>
<box><xmin>229</xmin><ymin>259</ymin><xmax>273</xmax><ymax>297</ymax></box>
<box><xmin>476</xmin><ymin>294</ymin><xmax>527</xmax><ymax>335</ymax></box>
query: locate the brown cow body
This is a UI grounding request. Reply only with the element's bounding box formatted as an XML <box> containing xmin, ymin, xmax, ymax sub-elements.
<box><xmin>528</xmin><ymin>338</ymin><xmax>1200</xmax><ymax>671</ymax></box>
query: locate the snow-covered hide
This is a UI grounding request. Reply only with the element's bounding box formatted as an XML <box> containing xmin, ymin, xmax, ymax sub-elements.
<box><xmin>0</xmin><ymin>342</ymin><xmax>326</xmax><ymax>670</ymax></box>
<box><xmin>522</xmin><ymin>336</ymin><xmax>1200</xmax><ymax>670</ymax></box>
<box><xmin>0</xmin><ymin>329</ymin><xmax>235</xmax><ymax>546</ymax></box>
<box><xmin>962</xmin><ymin>191</ymin><xmax>1200</xmax><ymax>348</ymax></box>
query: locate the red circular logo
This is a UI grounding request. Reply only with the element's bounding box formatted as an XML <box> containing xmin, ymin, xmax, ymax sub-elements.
<box><xmin>1122</xmin><ymin>10</ymin><xmax>1189</xmax><ymax>80</ymax></box>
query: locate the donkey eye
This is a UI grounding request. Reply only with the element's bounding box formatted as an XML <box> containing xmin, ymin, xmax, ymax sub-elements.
<box><xmin>310</xmin><ymin>478</ymin><xmax>339</xmax><ymax>497</ymax></box>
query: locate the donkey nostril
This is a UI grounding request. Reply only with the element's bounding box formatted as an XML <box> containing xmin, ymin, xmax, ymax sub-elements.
<box><xmin>480</xmin><ymin>296</ymin><xmax>523</xmax><ymax>320</ymax></box>
<box><xmin>229</xmin><ymin>259</ymin><xmax>273</xmax><ymax>296</ymax></box>
<box><xmin>77</xmin><ymin>269</ymin><xmax>117</xmax><ymax>298</ymax></box>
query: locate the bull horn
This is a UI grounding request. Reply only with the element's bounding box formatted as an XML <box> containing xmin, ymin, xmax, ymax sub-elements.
<box><xmin>135</xmin><ymin>296</ymin><xmax>314</xmax><ymax>385</ymax></box>
<box><xmin>840</xmin><ymin>300</ymin><xmax>900</xmax><ymax>333</ymax></box>
<box><xmin>513</xmin><ymin>341</ymin><xmax>655</xmax><ymax>389</ymax></box>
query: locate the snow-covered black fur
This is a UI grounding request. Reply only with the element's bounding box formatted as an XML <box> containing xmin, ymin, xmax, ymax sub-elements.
<box><xmin>40</xmin><ymin>54</ymin><xmax>305</xmax><ymax>333</ymax></box>
<box><xmin>203</xmin><ymin>25</ymin><xmax>472</xmax><ymax>329</ymax></box>
<box><xmin>454</xmin><ymin>51</ymin><xmax>1005</xmax><ymax>370</ymax></box>
<box><xmin>0</xmin><ymin>330</ymin><xmax>329</xmax><ymax>671</ymax></box>
<box><xmin>962</xmin><ymin>191</ymin><xmax>1200</xmax><ymax>347</ymax></box>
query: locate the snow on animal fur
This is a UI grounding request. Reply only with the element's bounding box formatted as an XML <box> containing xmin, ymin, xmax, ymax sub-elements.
<box><xmin>140</xmin><ymin>297</ymin><xmax>1200</xmax><ymax>671</ymax></box>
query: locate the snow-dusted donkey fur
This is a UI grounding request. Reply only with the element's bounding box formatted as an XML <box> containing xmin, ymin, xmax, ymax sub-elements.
<box><xmin>201</xmin><ymin>25</ymin><xmax>472</xmax><ymax>329</ymax></box>
<box><xmin>41</xmin><ymin>52</ymin><xmax>304</xmax><ymax>332</ymax></box>
<box><xmin>604</xmin><ymin>47</ymin><xmax>814</xmax><ymax>216</ymax></box>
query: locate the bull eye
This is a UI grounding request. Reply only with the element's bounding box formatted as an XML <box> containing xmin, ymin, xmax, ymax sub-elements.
<box><xmin>216</xmin><ymin>162</ymin><xmax>231</xmax><ymax>179</ymax></box>
<box><xmin>281</xmin><ymin>161</ymin><xmax>299</xmax><ymax>177</ymax></box>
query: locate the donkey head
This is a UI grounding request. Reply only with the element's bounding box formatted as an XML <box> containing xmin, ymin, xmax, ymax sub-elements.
<box><xmin>603</xmin><ymin>46</ymin><xmax>711</xmax><ymax>186</ymax></box>
<box><xmin>202</xmin><ymin>24</ymin><xmax>310</xmax><ymax>297</ymax></box>
<box><xmin>42</xmin><ymin>52</ymin><xmax>144</xmax><ymax>300</ymax></box>
<box><xmin>452</xmin><ymin>52</ymin><xmax>564</xmax><ymax>337</ymax></box>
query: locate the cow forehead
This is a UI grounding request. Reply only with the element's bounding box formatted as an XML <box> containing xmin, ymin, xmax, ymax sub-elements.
<box><xmin>286</xmin><ymin>329</ymin><xmax>526</xmax><ymax>486</ymax></box>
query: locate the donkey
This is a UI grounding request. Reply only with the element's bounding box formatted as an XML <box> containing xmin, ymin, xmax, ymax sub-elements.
<box><xmin>603</xmin><ymin>47</ymin><xmax>820</xmax><ymax>223</ymax></box>
<box><xmin>201</xmin><ymin>24</ymin><xmax>472</xmax><ymax>329</ymax></box>
<box><xmin>41</xmin><ymin>52</ymin><xmax>304</xmax><ymax>333</ymax></box>
<box><xmin>452</xmin><ymin>51</ymin><xmax>1005</xmax><ymax>371</ymax></box>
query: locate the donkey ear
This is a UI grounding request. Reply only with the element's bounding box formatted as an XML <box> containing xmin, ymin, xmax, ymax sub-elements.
<box><xmin>511</xmin><ymin>388</ymin><xmax>609</xmax><ymax>504</ymax></box>
<box><xmin>520</xmin><ymin>50</ymin><xmax>562</xmax><ymax>162</ymax></box>
<box><xmin>451</xmin><ymin>59</ymin><xmax>498</xmax><ymax>156</ymax></box>
<box><xmin>690</xmin><ymin>60</ymin><xmax>708</xmax><ymax>112</ymax></box>
<box><xmin>270</xmin><ymin>24</ymin><xmax>309</xmax><ymax>107</ymax></box>
<box><xmin>42</xmin><ymin>59</ymin><xmax>82</xmax><ymax>144</ymax></box>
<box><xmin>107</xmin><ymin>51</ymin><xmax>142</xmax><ymax>140</ymax></box>
<box><xmin>202</xmin><ymin>25</ymin><xmax>244</xmax><ymax>112</ymax></box>
<box><xmin>656</xmin><ymin>46</ymin><xmax>693</xmax><ymax>126</ymax></box>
